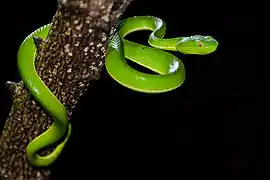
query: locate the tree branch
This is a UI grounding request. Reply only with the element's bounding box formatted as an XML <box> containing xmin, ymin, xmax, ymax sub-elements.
<box><xmin>0</xmin><ymin>0</ymin><xmax>134</xmax><ymax>179</ymax></box>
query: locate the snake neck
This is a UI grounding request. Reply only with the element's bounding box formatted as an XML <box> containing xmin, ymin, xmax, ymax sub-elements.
<box><xmin>116</xmin><ymin>16</ymin><xmax>182</xmax><ymax>52</ymax></box>
<box><xmin>148</xmin><ymin>36</ymin><xmax>182</xmax><ymax>51</ymax></box>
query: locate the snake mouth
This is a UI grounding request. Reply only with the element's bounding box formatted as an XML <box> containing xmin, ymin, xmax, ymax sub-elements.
<box><xmin>176</xmin><ymin>46</ymin><xmax>218</xmax><ymax>55</ymax></box>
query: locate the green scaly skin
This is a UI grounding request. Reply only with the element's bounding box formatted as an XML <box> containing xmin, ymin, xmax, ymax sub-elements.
<box><xmin>17</xmin><ymin>16</ymin><xmax>218</xmax><ymax>167</ymax></box>
<box><xmin>17</xmin><ymin>24</ymin><xmax>72</xmax><ymax>167</ymax></box>
<box><xmin>106</xmin><ymin>16</ymin><xmax>218</xmax><ymax>93</ymax></box>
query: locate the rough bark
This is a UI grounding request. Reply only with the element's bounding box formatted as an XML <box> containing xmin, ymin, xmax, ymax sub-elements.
<box><xmin>0</xmin><ymin>0</ymin><xmax>134</xmax><ymax>179</ymax></box>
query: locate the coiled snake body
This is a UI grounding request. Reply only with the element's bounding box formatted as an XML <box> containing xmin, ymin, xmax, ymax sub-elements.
<box><xmin>17</xmin><ymin>16</ymin><xmax>218</xmax><ymax>167</ymax></box>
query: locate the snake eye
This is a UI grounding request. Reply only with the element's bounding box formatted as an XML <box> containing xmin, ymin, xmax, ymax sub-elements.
<box><xmin>197</xmin><ymin>41</ymin><xmax>203</xmax><ymax>47</ymax></box>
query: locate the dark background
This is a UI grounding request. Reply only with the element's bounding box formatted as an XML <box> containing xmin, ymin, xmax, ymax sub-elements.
<box><xmin>0</xmin><ymin>0</ymin><xmax>258</xmax><ymax>180</ymax></box>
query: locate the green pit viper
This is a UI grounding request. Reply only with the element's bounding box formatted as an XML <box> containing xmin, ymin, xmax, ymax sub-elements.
<box><xmin>17</xmin><ymin>16</ymin><xmax>218</xmax><ymax>167</ymax></box>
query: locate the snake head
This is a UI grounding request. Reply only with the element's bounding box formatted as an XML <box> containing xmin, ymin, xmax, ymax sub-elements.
<box><xmin>176</xmin><ymin>35</ymin><xmax>219</xmax><ymax>55</ymax></box>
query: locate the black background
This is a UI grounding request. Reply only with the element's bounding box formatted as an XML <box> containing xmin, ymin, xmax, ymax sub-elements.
<box><xmin>0</xmin><ymin>0</ymin><xmax>258</xmax><ymax>180</ymax></box>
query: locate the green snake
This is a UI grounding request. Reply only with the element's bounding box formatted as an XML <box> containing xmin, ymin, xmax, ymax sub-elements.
<box><xmin>17</xmin><ymin>16</ymin><xmax>218</xmax><ymax>167</ymax></box>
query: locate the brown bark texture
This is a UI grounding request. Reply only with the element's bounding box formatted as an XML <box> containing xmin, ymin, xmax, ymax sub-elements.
<box><xmin>0</xmin><ymin>0</ymin><xmax>134</xmax><ymax>179</ymax></box>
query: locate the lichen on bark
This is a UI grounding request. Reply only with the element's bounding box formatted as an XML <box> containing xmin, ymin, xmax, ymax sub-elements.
<box><xmin>0</xmin><ymin>0</ymin><xmax>134</xmax><ymax>179</ymax></box>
